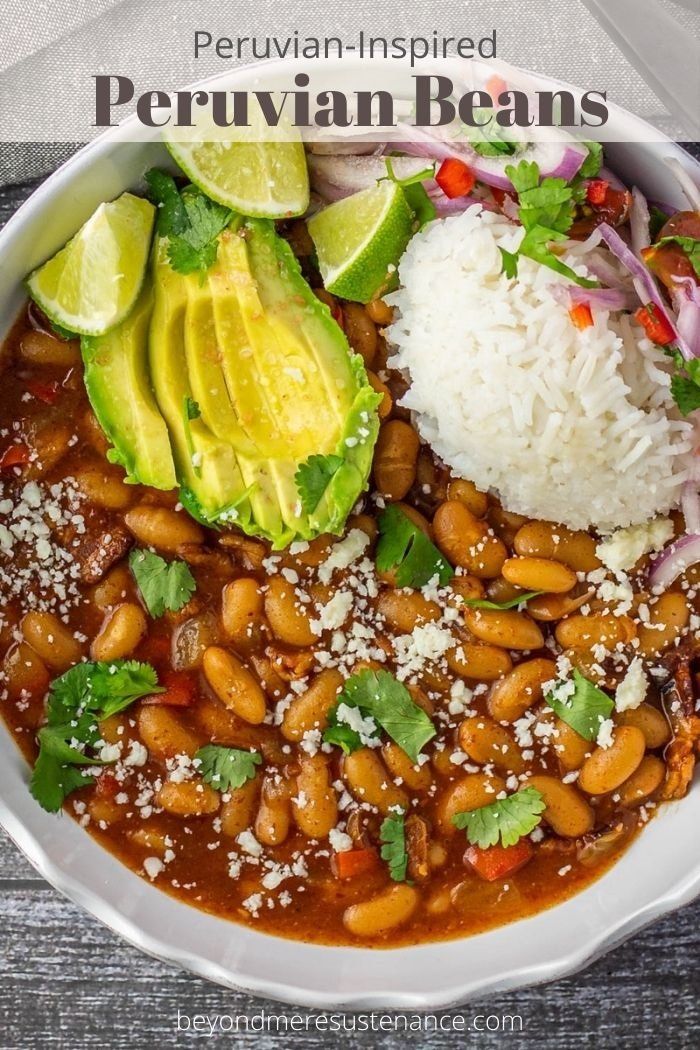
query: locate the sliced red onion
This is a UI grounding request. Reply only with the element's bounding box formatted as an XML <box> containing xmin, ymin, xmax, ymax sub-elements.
<box><xmin>547</xmin><ymin>282</ymin><xmax>633</xmax><ymax>312</ymax></box>
<box><xmin>391</xmin><ymin>126</ymin><xmax>588</xmax><ymax>192</ymax></box>
<box><xmin>682</xmin><ymin>481</ymin><xmax>700</xmax><ymax>534</ymax></box>
<box><xmin>630</xmin><ymin>187</ymin><xmax>651</xmax><ymax>258</ymax></box>
<box><xmin>428</xmin><ymin>194</ymin><xmax>498</xmax><ymax>217</ymax></box>
<box><xmin>648</xmin><ymin>532</ymin><xmax>700</xmax><ymax>589</ymax></box>
<box><xmin>665</xmin><ymin>156</ymin><xmax>700</xmax><ymax>212</ymax></box>
<box><xmin>599</xmin><ymin>166</ymin><xmax>626</xmax><ymax>191</ymax></box>
<box><xmin>597</xmin><ymin>222</ymin><xmax>695</xmax><ymax>359</ymax></box>
<box><xmin>308</xmin><ymin>154</ymin><xmax>433</xmax><ymax>202</ymax></box>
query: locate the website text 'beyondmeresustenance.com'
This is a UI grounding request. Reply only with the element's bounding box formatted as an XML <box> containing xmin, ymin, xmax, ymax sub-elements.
<box><xmin>176</xmin><ymin>1010</ymin><xmax>525</xmax><ymax>1036</ymax></box>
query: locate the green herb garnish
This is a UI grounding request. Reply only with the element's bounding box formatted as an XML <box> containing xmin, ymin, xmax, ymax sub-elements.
<box><xmin>499</xmin><ymin>247</ymin><xmax>519</xmax><ymax>279</ymax></box>
<box><xmin>452</xmin><ymin>787</ymin><xmax>546</xmax><ymax>848</ymax></box>
<box><xmin>380</xmin><ymin>811</ymin><xmax>409</xmax><ymax>881</ymax></box>
<box><xmin>463</xmin><ymin>590</ymin><xmax>543</xmax><ymax>611</ymax></box>
<box><xmin>129</xmin><ymin>549</ymin><xmax>196</xmax><ymax>618</ymax></box>
<box><xmin>383</xmin><ymin>157</ymin><xmax>436</xmax><ymax>230</ymax></box>
<box><xmin>145</xmin><ymin>169</ymin><xmax>232</xmax><ymax>276</ymax></box>
<box><xmin>376</xmin><ymin>504</ymin><xmax>453</xmax><ymax>588</ymax></box>
<box><xmin>665</xmin><ymin>347</ymin><xmax>700</xmax><ymax>416</ymax></box>
<box><xmin>30</xmin><ymin>660</ymin><xmax>163</xmax><ymax>813</ymax></box>
<box><xmin>578</xmin><ymin>141</ymin><xmax>603</xmax><ymax>179</ymax></box>
<box><xmin>546</xmin><ymin>668</ymin><xmax>614</xmax><ymax>741</ymax></box>
<box><xmin>505</xmin><ymin>159</ymin><xmax>597</xmax><ymax>288</ymax></box>
<box><xmin>295</xmin><ymin>453</ymin><xmax>344</xmax><ymax>514</ymax></box>
<box><xmin>323</xmin><ymin>669</ymin><xmax>436</xmax><ymax>762</ymax></box>
<box><xmin>195</xmin><ymin>745</ymin><xmax>262</xmax><ymax>792</ymax></box>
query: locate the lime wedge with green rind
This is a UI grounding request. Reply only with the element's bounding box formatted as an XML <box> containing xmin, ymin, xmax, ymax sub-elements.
<box><xmin>164</xmin><ymin>136</ymin><xmax>309</xmax><ymax>220</ymax></box>
<box><xmin>26</xmin><ymin>193</ymin><xmax>155</xmax><ymax>337</ymax></box>
<box><xmin>307</xmin><ymin>181</ymin><xmax>414</xmax><ymax>304</ymax></box>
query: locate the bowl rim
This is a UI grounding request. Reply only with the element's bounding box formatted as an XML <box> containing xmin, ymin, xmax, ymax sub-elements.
<box><xmin>1</xmin><ymin>56</ymin><xmax>699</xmax><ymax>1010</ymax></box>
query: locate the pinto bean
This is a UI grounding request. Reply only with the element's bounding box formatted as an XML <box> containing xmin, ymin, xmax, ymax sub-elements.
<box><xmin>124</xmin><ymin>505</ymin><xmax>204</xmax><ymax>553</ymax></box>
<box><xmin>447</xmin><ymin>642</ymin><xmax>512</xmax><ymax>681</ymax></box>
<box><xmin>616</xmin><ymin>703</ymin><xmax>670</xmax><ymax>749</ymax></box>
<box><xmin>636</xmin><ymin>592</ymin><xmax>689</xmax><ymax>658</ymax></box>
<box><xmin>463</xmin><ymin>606</ymin><xmax>544</xmax><ymax>651</ymax></box>
<box><xmin>555</xmin><ymin>614</ymin><xmax>637</xmax><ymax>651</ymax></box>
<box><xmin>373</xmin><ymin>420</ymin><xmax>420</xmax><ymax>500</ymax></box>
<box><xmin>458</xmin><ymin>716</ymin><xmax>525</xmax><ymax>774</ymax></box>
<box><xmin>156</xmin><ymin>778</ymin><xmax>220</xmax><ymax>817</ymax></box>
<box><xmin>514</xmin><ymin>521</ymin><xmax>601</xmax><ymax>573</ymax></box>
<box><xmin>255</xmin><ymin>775</ymin><xmax>292</xmax><ymax>846</ymax></box>
<box><xmin>202</xmin><ymin>646</ymin><xmax>267</xmax><ymax>725</ymax></box>
<box><xmin>293</xmin><ymin>754</ymin><xmax>338</xmax><ymax>838</ymax></box>
<box><xmin>21</xmin><ymin>611</ymin><xmax>82</xmax><ymax>671</ymax></box>
<box><xmin>617</xmin><ymin>755</ymin><xmax>665</xmax><ymax>807</ymax></box>
<box><xmin>526</xmin><ymin>774</ymin><xmax>594</xmax><ymax>837</ymax></box>
<box><xmin>376</xmin><ymin>590</ymin><xmax>439</xmax><ymax>633</ymax></box>
<box><xmin>382</xmin><ymin>741</ymin><xmax>433</xmax><ymax>792</ymax></box>
<box><xmin>221</xmin><ymin>777</ymin><xmax>261</xmax><ymax>838</ymax></box>
<box><xmin>343</xmin><ymin>884</ymin><xmax>419</xmax><ymax>938</ymax></box>
<box><xmin>433</xmin><ymin>501</ymin><xmax>506</xmax><ymax>578</ymax></box>
<box><xmin>221</xmin><ymin>578</ymin><xmax>265</xmax><ymax>650</ymax></box>
<box><xmin>343</xmin><ymin>303</ymin><xmax>377</xmax><ymax>366</ymax></box>
<box><xmin>446</xmin><ymin>479</ymin><xmax>488</xmax><ymax>518</ymax></box>
<box><xmin>137</xmin><ymin>705</ymin><xmax>202</xmax><ymax>760</ymax></box>
<box><xmin>578</xmin><ymin>726</ymin><xmax>646</xmax><ymax>795</ymax></box>
<box><xmin>342</xmin><ymin>748</ymin><xmax>408</xmax><ymax>814</ymax></box>
<box><xmin>487</xmin><ymin>658</ymin><xmax>557</xmax><ymax>722</ymax></box>
<box><xmin>90</xmin><ymin>602</ymin><xmax>146</xmax><ymax>662</ymax></box>
<box><xmin>436</xmin><ymin>773</ymin><xmax>506</xmax><ymax>833</ymax></box>
<box><xmin>281</xmin><ymin>668</ymin><xmax>343</xmax><ymax>742</ymax></box>
<box><xmin>264</xmin><ymin>576</ymin><xmax>316</xmax><ymax>647</ymax></box>
<box><xmin>502</xmin><ymin>556</ymin><xmax>577</xmax><ymax>594</ymax></box>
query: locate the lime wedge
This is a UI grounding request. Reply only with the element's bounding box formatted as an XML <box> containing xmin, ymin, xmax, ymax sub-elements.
<box><xmin>164</xmin><ymin>116</ymin><xmax>308</xmax><ymax>218</ymax></box>
<box><xmin>307</xmin><ymin>182</ymin><xmax>414</xmax><ymax>303</ymax></box>
<box><xmin>27</xmin><ymin>193</ymin><xmax>155</xmax><ymax>337</ymax></box>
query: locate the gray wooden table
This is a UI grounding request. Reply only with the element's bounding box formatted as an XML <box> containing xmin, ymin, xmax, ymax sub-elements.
<box><xmin>1</xmin><ymin>174</ymin><xmax>698</xmax><ymax>1050</ymax></box>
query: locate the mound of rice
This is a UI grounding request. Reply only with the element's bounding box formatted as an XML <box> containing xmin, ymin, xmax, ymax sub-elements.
<box><xmin>386</xmin><ymin>206</ymin><xmax>693</xmax><ymax>532</ymax></box>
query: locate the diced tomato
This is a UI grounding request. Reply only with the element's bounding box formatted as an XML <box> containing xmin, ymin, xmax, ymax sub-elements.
<box><xmin>332</xmin><ymin>847</ymin><xmax>378</xmax><ymax>880</ymax></box>
<box><xmin>0</xmin><ymin>443</ymin><xmax>30</xmax><ymax>472</ymax></box>
<box><xmin>143</xmin><ymin>669</ymin><xmax>198</xmax><ymax>707</ymax></box>
<box><xmin>464</xmin><ymin>840</ymin><xmax>534</xmax><ymax>882</ymax></box>
<box><xmin>586</xmin><ymin>179</ymin><xmax>609</xmax><ymax>206</ymax></box>
<box><xmin>96</xmin><ymin>771</ymin><xmax>120</xmax><ymax>798</ymax></box>
<box><xmin>569</xmin><ymin>303</ymin><xmax>594</xmax><ymax>330</ymax></box>
<box><xmin>634</xmin><ymin>302</ymin><xmax>676</xmax><ymax>346</ymax></box>
<box><xmin>26</xmin><ymin>378</ymin><xmax>60</xmax><ymax>405</ymax></box>
<box><xmin>436</xmin><ymin>158</ymin><xmax>476</xmax><ymax>200</ymax></box>
<box><xmin>485</xmin><ymin>74</ymin><xmax>508</xmax><ymax>105</ymax></box>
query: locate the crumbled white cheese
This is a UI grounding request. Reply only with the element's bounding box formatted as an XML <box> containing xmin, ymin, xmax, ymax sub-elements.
<box><xmin>596</xmin><ymin>718</ymin><xmax>615</xmax><ymax>750</ymax></box>
<box><xmin>596</xmin><ymin>518</ymin><xmax>674</xmax><ymax>574</ymax></box>
<box><xmin>615</xmin><ymin>657</ymin><xmax>648</xmax><ymax>712</ymax></box>
<box><xmin>335</xmin><ymin>702</ymin><xmax>380</xmax><ymax>748</ymax></box>
<box><xmin>329</xmin><ymin>827</ymin><xmax>353</xmax><ymax>853</ymax></box>
<box><xmin>310</xmin><ymin>590</ymin><xmax>354</xmax><ymax>634</ymax></box>
<box><xmin>317</xmin><ymin>529</ymin><xmax>369</xmax><ymax>584</ymax></box>
<box><xmin>143</xmin><ymin>857</ymin><xmax>164</xmax><ymax>880</ymax></box>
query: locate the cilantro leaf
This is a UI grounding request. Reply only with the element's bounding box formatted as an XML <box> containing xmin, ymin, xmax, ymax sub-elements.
<box><xmin>195</xmin><ymin>745</ymin><xmax>261</xmax><ymax>792</ymax></box>
<box><xmin>671</xmin><ymin>373</ymin><xmax>700</xmax><ymax>416</ymax></box>
<box><xmin>145</xmin><ymin>169</ymin><xmax>232</xmax><ymax>276</ymax></box>
<box><xmin>324</xmin><ymin>669</ymin><xmax>436</xmax><ymax>763</ymax></box>
<box><xmin>129</xmin><ymin>549</ymin><xmax>196</xmax><ymax>618</ymax></box>
<box><xmin>376</xmin><ymin>504</ymin><xmax>453</xmax><ymax>589</ymax></box>
<box><xmin>649</xmin><ymin>206</ymin><xmax>669</xmax><ymax>241</ymax></box>
<box><xmin>380</xmin><ymin>811</ymin><xmax>408</xmax><ymax>881</ymax></box>
<box><xmin>505</xmin><ymin>160</ymin><xmax>597</xmax><ymax>289</ymax></box>
<box><xmin>654</xmin><ymin>235</ymin><xmax>700</xmax><ymax>279</ymax></box>
<box><xmin>452</xmin><ymin>787</ymin><xmax>546</xmax><ymax>848</ymax></box>
<box><xmin>499</xmin><ymin>247</ymin><xmax>519</xmax><ymax>279</ymax></box>
<box><xmin>463</xmin><ymin>590</ymin><xmax>543</xmax><ymax>611</ymax></box>
<box><xmin>467</xmin><ymin>111</ymin><xmax>517</xmax><ymax>158</ymax></box>
<box><xmin>295</xmin><ymin>454</ymin><xmax>344</xmax><ymax>514</ymax></box>
<box><xmin>578</xmin><ymin>141</ymin><xmax>603</xmax><ymax>179</ymax></box>
<box><xmin>30</xmin><ymin>660</ymin><xmax>163</xmax><ymax>813</ymax></box>
<box><xmin>546</xmin><ymin>668</ymin><xmax>614</xmax><ymax>741</ymax></box>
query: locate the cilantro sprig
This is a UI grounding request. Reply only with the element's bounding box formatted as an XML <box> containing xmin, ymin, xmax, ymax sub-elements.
<box><xmin>145</xmin><ymin>169</ymin><xmax>233</xmax><ymax>276</ymax></box>
<box><xmin>129</xmin><ymin>549</ymin><xmax>196</xmax><ymax>618</ymax></box>
<box><xmin>195</xmin><ymin>745</ymin><xmax>261</xmax><ymax>792</ymax></box>
<box><xmin>462</xmin><ymin>590</ymin><xmax>543</xmax><ymax>611</ymax></box>
<box><xmin>662</xmin><ymin>348</ymin><xmax>700</xmax><ymax>417</ymax></box>
<box><xmin>504</xmin><ymin>159</ymin><xmax>597</xmax><ymax>288</ymax></box>
<box><xmin>383</xmin><ymin>157</ymin><xmax>436</xmax><ymax>230</ymax></box>
<box><xmin>545</xmin><ymin>668</ymin><xmax>614</xmax><ymax>741</ymax></box>
<box><xmin>452</xmin><ymin>787</ymin><xmax>546</xmax><ymax>848</ymax></box>
<box><xmin>295</xmin><ymin>454</ymin><xmax>344</xmax><ymax>514</ymax></box>
<box><xmin>376</xmin><ymin>504</ymin><xmax>453</xmax><ymax>589</ymax></box>
<box><xmin>30</xmin><ymin>660</ymin><xmax>163</xmax><ymax>813</ymax></box>
<box><xmin>322</xmin><ymin>669</ymin><xmax>436</xmax><ymax>763</ymax></box>
<box><xmin>380</xmin><ymin>811</ymin><xmax>408</xmax><ymax>882</ymax></box>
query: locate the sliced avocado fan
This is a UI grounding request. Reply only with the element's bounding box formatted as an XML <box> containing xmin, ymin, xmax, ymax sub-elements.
<box><xmin>152</xmin><ymin>220</ymin><xmax>381</xmax><ymax>546</ymax></box>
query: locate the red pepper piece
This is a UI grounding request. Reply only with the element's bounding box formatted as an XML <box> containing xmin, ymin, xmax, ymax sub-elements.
<box><xmin>486</xmin><ymin>74</ymin><xmax>508</xmax><ymax>104</ymax></box>
<box><xmin>569</xmin><ymin>303</ymin><xmax>594</xmax><ymax>330</ymax></box>
<box><xmin>143</xmin><ymin>669</ymin><xmax>198</xmax><ymax>707</ymax></box>
<box><xmin>464</xmin><ymin>840</ymin><xmax>534</xmax><ymax>882</ymax></box>
<box><xmin>586</xmin><ymin>179</ymin><xmax>609</xmax><ymax>206</ymax></box>
<box><xmin>0</xmin><ymin>443</ymin><xmax>30</xmax><ymax>472</ymax></box>
<box><xmin>436</xmin><ymin>158</ymin><xmax>476</xmax><ymax>200</ymax></box>
<box><xmin>332</xmin><ymin>847</ymin><xmax>378</xmax><ymax>880</ymax></box>
<box><xmin>26</xmin><ymin>378</ymin><xmax>60</xmax><ymax>405</ymax></box>
<box><xmin>634</xmin><ymin>302</ymin><xmax>676</xmax><ymax>346</ymax></box>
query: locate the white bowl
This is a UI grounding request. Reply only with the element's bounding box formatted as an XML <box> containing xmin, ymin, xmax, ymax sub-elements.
<box><xmin>0</xmin><ymin>57</ymin><xmax>699</xmax><ymax>1009</ymax></box>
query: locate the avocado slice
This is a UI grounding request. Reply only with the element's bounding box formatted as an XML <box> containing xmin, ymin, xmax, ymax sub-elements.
<box><xmin>81</xmin><ymin>282</ymin><xmax>177</xmax><ymax>489</ymax></box>
<box><xmin>149</xmin><ymin>239</ymin><xmax>247</xmax><ymax>521</ymax></box>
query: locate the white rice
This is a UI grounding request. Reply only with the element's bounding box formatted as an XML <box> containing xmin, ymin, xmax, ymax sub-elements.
<box><xmin>386</xmin><ymin>206</ymin><xmax>693</xmax><ymax>532</ymax></box>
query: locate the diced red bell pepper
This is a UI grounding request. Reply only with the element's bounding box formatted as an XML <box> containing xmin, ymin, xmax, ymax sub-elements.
<box><xmin>586</xmin><ymin>179</ymin><xmax>609</xmax><ymax>206</ymax></box>
<box><xmin>634</xmin><ymin>302</ymin><xmax>676</xmax><ymax>346</ymax></box>
<box><xmin>569</xmin><ymin>303</ymin><xmax>594</xmax><ymax>330</ymax></box>
<box><xmin>0</xmin><ymin>443</ymin><xmax>30</xmax><ymax>472</ymax></box>
<box><xmin>464</xmin><ymin>840</ymin><xmax>534</xmax><ymax>882</ymax></box>
<box><xmin>143</xmin><ymin>669</ymin><xmax>198</xmax><ymax>707</ymax></box>
<box><xmin>26</xmin><ymin>378</ymin><xmax>61</xmax><ymax>405</ymax></box>
<box><xmin>332</xmin><ymin>847</ymin><xmax>378</xmax><ymax>880</ymax></box>
<box><xmin>485</xmin><ymin>74</ymin><xmax>508</xmax><ymax>105</ymax></box>
<box><xmin>436</xmin><ymin>158</ymin><xmax>476</xmax><ymax>200</ymax></box>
